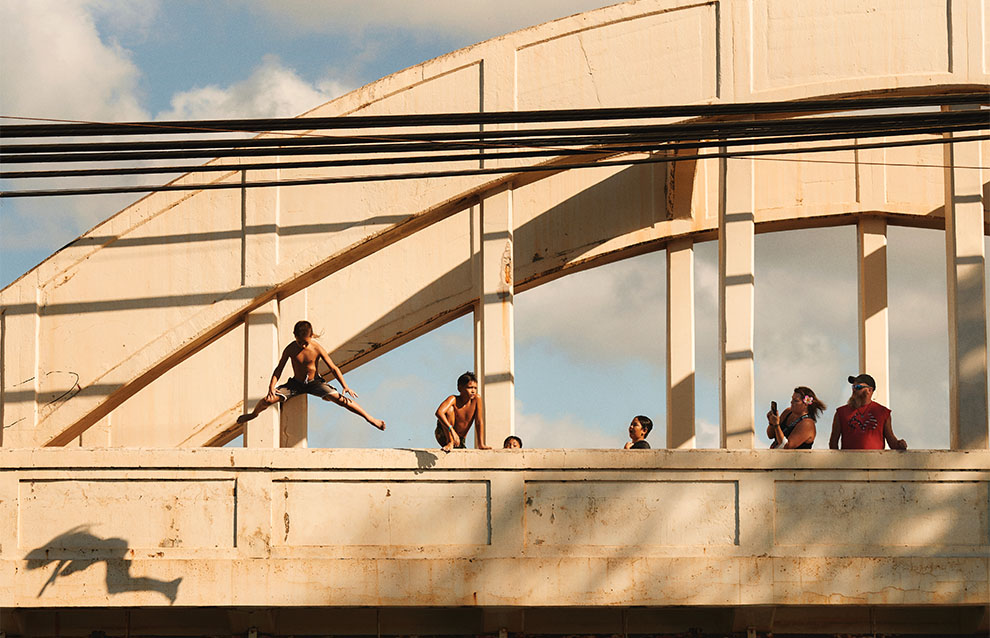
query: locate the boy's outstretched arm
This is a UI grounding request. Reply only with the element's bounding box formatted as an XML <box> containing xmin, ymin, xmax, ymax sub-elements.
<box><xmin>315</xmin><ymin>343</ymin><xmax>357</xmax><ymax>398</ymax></box>
<box><xmin>474</xmin><ymin>395</ymin><xmax>490</xmax><ymax>449</ymax></box>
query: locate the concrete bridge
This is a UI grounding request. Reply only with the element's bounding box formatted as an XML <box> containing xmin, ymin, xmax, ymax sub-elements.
<box><xmin>2</xmin><ymin>448</ymin><xmax>988</xmax><ymax>635</ymax></box>
<box><xmin>1</xmin><ymin>0</ymin><xmax>988</xmax><ymax>634</ymax></box>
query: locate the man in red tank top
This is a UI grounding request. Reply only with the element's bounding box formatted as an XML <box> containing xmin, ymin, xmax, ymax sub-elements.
<box><xmin>829</xmin><ymin>373</ymin><xmax>908</xmax><ymax>450</ymax></box>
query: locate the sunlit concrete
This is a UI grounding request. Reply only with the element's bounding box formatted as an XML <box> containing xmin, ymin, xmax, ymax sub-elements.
<box><xmin>0</xmin><ymin>0</ymin><xmax>987</xmax><ymax>451</ymax></box>
<box><xmin>0</xmin><ymin>0</ymin><xmax>988</xmax><ymax>631</ymax></box>
<box><xmin>1</xmin><ymin>448</ymin><xmax>987</xmax><ymax>632</ymax></box>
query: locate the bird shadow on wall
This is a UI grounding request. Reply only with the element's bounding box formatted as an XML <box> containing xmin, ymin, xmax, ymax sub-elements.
<box><xmin>24</xmin><ymin>525</ymin><xmax>182</xmax><ymax>604</ymax></box>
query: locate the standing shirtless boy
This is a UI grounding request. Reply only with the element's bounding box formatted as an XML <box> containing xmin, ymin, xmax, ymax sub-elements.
<box><xmin>237</xmin><ymin>320</ymin><xmax>385</xmax><ymax>431</ymax></box>
<box><xmin>434</xmin><ymin>371</ymin><xmax>490</xmax><ymax>451</ymax></box>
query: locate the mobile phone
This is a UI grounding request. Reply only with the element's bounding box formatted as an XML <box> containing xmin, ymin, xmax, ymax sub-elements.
<box><xmin>770</xmin><ymin>401</ymin><xmax>778</xmax><ymax>416</ymax></box>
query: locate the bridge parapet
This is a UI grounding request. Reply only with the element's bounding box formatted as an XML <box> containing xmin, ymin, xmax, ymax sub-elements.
<box><xmin>2</xmin><ymin>447</ymin><xmax>987</xmax><ymax>618</ymax></box>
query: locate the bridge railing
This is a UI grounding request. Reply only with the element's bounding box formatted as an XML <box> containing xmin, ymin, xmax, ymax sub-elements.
<box><xmin>3</xmin><ymin>447</ymin><xmax>987</xmax><ymax>612</ymax></box>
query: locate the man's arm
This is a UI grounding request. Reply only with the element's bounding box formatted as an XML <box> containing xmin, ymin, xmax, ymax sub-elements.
<box><xmin>882</xmin><ymin>415</ymin><xmax>907</xmax><ymax>450</ymax></box>
<box><xmin>473</xmin><ymin>395</ymin><xmax>490</xmax><ymax>449</ymax></box>
<box><xmin>828</xmin><ymin>411</ymin><xmax>841</xmax><ymax>449</ymax></box>
<box><xmin>315</xmin><ymin>343</ymin><xmax>356</xmax><ymax>398</ymax></box>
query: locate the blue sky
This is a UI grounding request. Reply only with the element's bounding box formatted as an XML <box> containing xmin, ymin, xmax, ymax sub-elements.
<box><xmin>0</xmin><ymin>0</ymin><xmax>966</xmax><ymax>450</ymax></box>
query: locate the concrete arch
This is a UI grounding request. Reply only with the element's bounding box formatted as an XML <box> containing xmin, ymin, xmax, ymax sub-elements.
<box><xmin>1</xmin><ymin>0</ymin><xmax>987</xmax><ymax>448</ymax></box>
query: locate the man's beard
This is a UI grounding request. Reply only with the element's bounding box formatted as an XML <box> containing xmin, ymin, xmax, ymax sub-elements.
<box><xmin>848</xmin><ymin>392</ymin><xmax>868</xmax><ymax>408</ymax></box>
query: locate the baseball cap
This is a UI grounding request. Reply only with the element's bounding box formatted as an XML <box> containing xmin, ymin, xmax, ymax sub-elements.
<box><xmin>847</xmin><ymin>373</ymin><xmax>876</xmax><ymax>389</ymax></box>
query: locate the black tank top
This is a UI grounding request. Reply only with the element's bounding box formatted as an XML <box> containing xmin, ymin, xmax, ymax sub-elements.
<box><xmin>773</xmin><ymin>412</ymin><xmax>815</xmax><ymax>449</ymax></box>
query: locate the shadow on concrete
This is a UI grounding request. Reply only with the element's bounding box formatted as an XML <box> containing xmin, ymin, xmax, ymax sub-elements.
<box><xmin>397</xmin><ymin>448</ymin><xmax>439</xmax><ymax>474</ymax></box>
<box><xmin>24</xmin><ymin>525</ymin><xmax>182</xmax><ymax>604</ymax></box>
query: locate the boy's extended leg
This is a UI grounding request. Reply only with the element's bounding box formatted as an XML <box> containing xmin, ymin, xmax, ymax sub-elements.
<box><xmin>324</xmin><ymin>391</ymin><xmax>385</xmax><ymax>430</ymax></box>
<box><xmin>237</xmin><ymin>395</ymin><xmax>277</xmax><ymax>424</ymax></box>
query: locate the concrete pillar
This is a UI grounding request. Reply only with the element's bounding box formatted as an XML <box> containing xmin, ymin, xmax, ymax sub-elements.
<box><xmin>857</xmin><ymin>216</ymin><xmax>890</xmax><ymax>404</ymax></box>
<box><xmin>943</xmin><ymin>112</ymin><xmax>988</xmax><ymax>450</ymax></box>
<box><xmin>718</xmin><ymin>153</ymin><xmax>755</xmax><ymax>449</ymax></box>
<box><xmin>278</xmin><ymin>291</ymin><xmax>308</xmax><ymax>448</ymax></box>
<box><xmin>241</xmin><ymin>165</ymin><xmax>282</xmax><ymax>448</ymax></box>
<box><xmin>0</xmin><ymin>286</ymin><xmax>39</xmax><ymax>447</ymax></box>
<box><xmin>666</xmin><ymin>237</ymin><xmax>696</xmax><ymax>449</ymax></box>
<box><xmin>476</xmin><ymin>188</ymin><xmax>514</xmax><ymax>448</ymax></box>
<box><xmin>243</xmin><ymin>300</ymin><xmax>280</xmax><ymax>447</ymax></box>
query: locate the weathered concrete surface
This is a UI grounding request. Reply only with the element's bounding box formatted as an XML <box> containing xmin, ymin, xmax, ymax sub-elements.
<box><xmin>1</xmin><ymin>448</ymin><xmax>987</xmax><ymax>628</ymax></box>
<box><xmin>1</xmin><ymin>0</ymin><xmax>987</xmax><ymax>449</ymax></box>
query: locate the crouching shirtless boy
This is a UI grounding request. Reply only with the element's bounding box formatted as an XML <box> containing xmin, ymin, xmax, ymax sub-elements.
<box><xmin>434</xmin><ymin>371</ymin><xmax>490</xmax><ymax>452</ymax></box>
<box><xmin>237</xmin><ymin>320</ymin><xmax>385</xmax><ymax>431</ymax></box>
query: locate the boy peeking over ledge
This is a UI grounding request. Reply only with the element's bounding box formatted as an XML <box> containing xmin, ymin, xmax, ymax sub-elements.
<box><xmin>624</xmin><ymin>415</ymin><xmax>653</xmax><ymax>449</ymax></box>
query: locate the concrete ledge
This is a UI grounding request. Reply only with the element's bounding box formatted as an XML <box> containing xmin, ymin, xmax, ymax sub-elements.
<box><xmin>2</xmin><ymin>448</ymin><xmax>988</xmax><ymax>616</ymax></box>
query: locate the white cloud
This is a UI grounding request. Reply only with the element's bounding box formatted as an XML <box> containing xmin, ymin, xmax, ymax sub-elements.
<box><xmin>156</xmin><ymin>55</ymin><xmax>350</xmax><ymax>121</ymax></box>
<box><xmin>514</xmin><ymin>398</ymin><xmax>618</xmax><ymax>449</ymax></box>
<box><xmin>0</xmin><ymin>0</ymin><xmax>149</xmax><ymax>121</ymax></box>
<box><xmin>515</xmin><ymin>251</ymin><xmax>666</xmax><ymax>367</ymax></box>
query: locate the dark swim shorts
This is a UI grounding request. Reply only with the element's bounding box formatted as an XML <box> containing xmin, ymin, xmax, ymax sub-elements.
<box><xmin>435</xmin><ymin>420</ymin><xmax>466</xmax><ymax>449</ymax></box>
<box><xmin>275</xmin><ymin>375</ymin><xmax>338</xmax><ymax>401</ymax></box>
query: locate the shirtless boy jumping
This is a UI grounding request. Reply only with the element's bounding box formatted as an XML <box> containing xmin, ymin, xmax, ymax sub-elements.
<box><xmin>237</xmin><ymin>320</ymin><xmax>385</xmax><ymax>431</ymax></box>
<box><xmin>434</xmin><ymin>371</ymin><xmax>490</xmax><ymax>452</ymax></box>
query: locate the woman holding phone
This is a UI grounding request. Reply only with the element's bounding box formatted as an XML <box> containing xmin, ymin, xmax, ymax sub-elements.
<box><xmin>766</xmin><ymin>386</ymin><xmax>825</xmax><ymax>449</ymax></box>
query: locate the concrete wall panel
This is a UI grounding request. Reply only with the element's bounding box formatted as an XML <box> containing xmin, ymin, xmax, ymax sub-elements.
<box><xmin>754</xmin><ymin>147</ymin><xmax>859</xmax><ymax>212</ymax></box>
<box><xmin>303</xmin><ymin>207</ymin><xmax>475</xmax><ymax>365</ymax></box>
<box><xmin>276</xmin><ymin>64</ymin><xmax>484</xmax><ymax>284</ymax></box>
<box><xmin>884</xmin><ymin>138</ymin><xmax>952</xmax><ymax>209</ymax></box>
<box><xmin>107</xmin><ymin>324</ymin><xmax>246</xmax><ymax>447</ymax></box>
<box><xmin>774</xmin><ymin>480</ymin><xmax>990</xmax><ymax>547</ymax></box>
<box><xmin>524</xmin><ymin>480</ymin><xmax>737</xmax><ymax>547</ymax></box>
<box><xmin>273</xmin><ymin>479</ymin><xmax>490</xmax><ymax>546</ymax></box>
<box><xmin>516</xmin><ymin>3</ymin><xmax>719</xmax><ymax>110</ymax></box>
<box><xmin>752</xmin><ymin>0</ymin><xmax>951</xmax><ymax>94</ymax></box>
<box><xmin>18</xmin><ymin>478</ymin><xmax>235</xmax><ymax>550</ymax></box>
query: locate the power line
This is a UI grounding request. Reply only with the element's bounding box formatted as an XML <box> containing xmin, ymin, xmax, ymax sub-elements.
<box><xmin>4</xmin><ymin>133</ymin><xmax>986</xmax><ymax>199</ymax></box>
<box><xmin>1</xmin><ymin>122</ymin><xmax>982</xmax><ymax>181</ymax></box>
<box><xmin>1</xmin><ymin>93</ymin><xmax>986</xmax><ymax>198</ymax></box>
<box><xmin>2</xmin><ymin>91</ymin><xmax>986</xmax><ymax>138</ymax></box>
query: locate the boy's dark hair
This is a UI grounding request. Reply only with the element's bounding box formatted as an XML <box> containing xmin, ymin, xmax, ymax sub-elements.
<box><xmin>293</xmin><ymin>320</ymin><xmax>314</xmax><ymax>339</ymax></box>
<box><xmin>457</xmin><ymin>371</ymin><xmax>477</xmax><ymax>388</ymax></box>
<box><xmin>503</xmin><ymin>435</ymin><xmax>523</xmax><ymax>448</ymax></box>
<box><xmin>635</xmin><ymin>415</ymin><xmax>653</xmax><ymax>437</ymax></box>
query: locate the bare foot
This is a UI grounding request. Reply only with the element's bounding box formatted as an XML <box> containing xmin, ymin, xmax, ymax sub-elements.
<box><xmin>441</xmin><ymin>443</ymin><xmax>453</xmax><ymax>453</ymax></box>
<box><xmin>369</xmin><ymin>418</ymin><xmax>386</xmax><ymax>431</ymax></box>
<box><xmin>236</xmin><ymin>413</ymin><xmax>256</xmax><ymax>424</ymax></box>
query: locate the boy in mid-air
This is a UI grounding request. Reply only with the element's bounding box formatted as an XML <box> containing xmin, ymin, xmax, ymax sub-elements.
<box><xmin>434</xmin><ymin>371</ymin><xmax>490</xmax><ymax>452</ymax></box>
<box><xmin>237</xmin><ymin>320</ymin><xmax>385</xmax><ymax>431</ymax></box>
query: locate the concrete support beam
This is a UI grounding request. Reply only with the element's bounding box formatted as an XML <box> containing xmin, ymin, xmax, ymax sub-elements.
<box><xmin>857</xmin><ymin>217</ymin><xmax>890</xmax><ymax>404</ymax></box>
<box><xmin>666</xmin><ymin>238</ymin><xmax>696</xmax><ymax>449</ymax></box>
<box><xmin>278</xmin><ymin>291</ymin><xmax>308</xmax><ymax>448</ymax></box>
<box><xmin>0</xmin><ymin>286</ymin><xmax>38</xmax><ymax>447</ymax></box>
<box><xmin>718</xmin><ymin>153</ymin><xmax>755</xmax><ymax>449</ymax></box>
<box><xmin>243</xmin><ymin>301</ymin><xmax>280</xmax><ymax>447</ymax></box>
<box><xmin>476</xmin><ymin>189</ymin><xmax>514</xmax><ymax>448</ymax></box>
<box><xmin>943</xmin><ymin>114</ymin><xmax>988</xmax><ymax>450</ymax></box>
